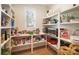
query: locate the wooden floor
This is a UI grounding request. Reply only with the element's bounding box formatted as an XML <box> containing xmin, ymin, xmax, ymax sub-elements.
<box><xmin>12</xmin><ymin>46</ymin><xmax>57</xmax><ymax>55</ymax></box>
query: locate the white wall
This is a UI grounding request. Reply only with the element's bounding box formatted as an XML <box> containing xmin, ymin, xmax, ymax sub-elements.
<box><xmin>12</xmin><ymin>4</ymin><xmax>48</xmax><ymax>31</ymax></box>
<box><xmin>47</xmin><ymin>4</ymin><xmax>77</xmax><ymax>16</ymax></box>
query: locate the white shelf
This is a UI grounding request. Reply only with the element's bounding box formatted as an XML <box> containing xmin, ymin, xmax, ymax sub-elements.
<box><xmin>33</xmin><ymin>40</ymin><xmax>46</xmax><ymax>44</ymax></box>
<box><xmin>70</xmin><ymin>36</ymin><xmax>79</xmax><ymax>40</ymax></box>
<box><xmin>0</xmin><ymin>4</ymin><xmax>15</xmax><ymax>54</ymax></box>
<box><xmin>47</xmin><ymin>42</ymin><xmax>58</xmax><ymax>51</ymax></box>
<box><xmin>11</xmin><ymin>27</ymin><xmax>15</xmax><ymax>29</ymax></box>
<box><xmin>1</xmin><ymin>26</ymin><xmax>15</xmax><ymax>29</ymax></box>
<box><xmin>48</xmin><ymin>28</ymin><xmax>56</xmax><ymax>30</ymax></box>
<box><xmin>1</xmin><ymin>9</ymin><xmax>11</xmax><ymax>18</ymax></box>
<box><xmin>1</xmin><ymin>27</ymin><xmax>11</xmax><ymax>29</ymax></box>
<box><xmin>33</xmin><ymin>32</ymin><xmax>45</xmax><ymax>36</ymax></box>
<box><xmin>12</xmin><ymin>43</ymin><xmax>31</xmax><ymax>48</ymax></box>
<box><xmin>43</xmin><ymin>24</ymin><xmax>57</xmax><ymax>26</ymax></box>
<box><xmin>60</xmin><ymin>22</ymin><xmax>79</xmax><ymax>25</ymax></box>
<box><xmin>12</xmin><ymin>40</ymin><xmax>46</xmax><ymax>48</ymax></box>
<box><xmin>60</xmin><ymin>38</ymin><xmax>72</xmax><ymax>43</ymax></box>
<box><xmin>1</xmin><ymin>38</ymin><xmax>10</xmax><ymax>47</ymax></box>
<box><xmin>11</xmin><ymin>34</ymin><xmax>31</xmax><ymax>38</ymax></box>
<box><xmin>11</xmin><ymin>33</ymin><xmax>45</xmax><ymax>38</ymax></box>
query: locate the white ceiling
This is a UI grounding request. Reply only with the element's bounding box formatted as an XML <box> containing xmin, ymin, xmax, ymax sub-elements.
<box><xmin>12</xmin><ymin>4</ymin><xmax>53</xmax><ymax>7</ymax></box>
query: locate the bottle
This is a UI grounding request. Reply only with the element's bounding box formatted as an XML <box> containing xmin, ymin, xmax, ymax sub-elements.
<box><xmin>2</xmin><ymin>33</ymin><xmax>5</xmax><ymax>43</ymax></box>
<box><xmin>2</xmin><ymin>17</ymin><xmax>5</xmax><ymax>26</ymax></box>
<box><xmin>11</xmin><ymin>19</ymin><xmax>14</xmax><ymax>27</ymax></box>
<box><xmin>62</xmin><ymin>29</ymin><xmax>69</xmax><ymax>39</ymax></box>
<box><xmin>5</xmin><ymin>31</ymin><xmax>7</xmax><ymax>40</ymax></box>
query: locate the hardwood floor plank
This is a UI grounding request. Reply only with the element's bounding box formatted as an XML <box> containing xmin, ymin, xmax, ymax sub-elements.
<box><xmin>12</xmin><ymin>46</ymin><xmax>57</xmax><ymax>55</ymax></box>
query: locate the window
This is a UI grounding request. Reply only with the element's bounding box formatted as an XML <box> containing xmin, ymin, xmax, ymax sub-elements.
<box><xmin>26</xmin><ymin>10</ymin><xmax>36</xmax><ymax>27</ymax></box>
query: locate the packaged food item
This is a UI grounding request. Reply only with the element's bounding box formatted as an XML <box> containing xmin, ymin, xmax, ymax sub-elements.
<box><xmin>36</xmin><ymin>28</ymin><xmax>40</xmax><ymax>34</ymax></box>
<box><xmin>43</xmin><ymin>18</ymin><xmax>50</xmax><ymax>24</ymax></box>
<box><xmin>59</xmin><ymin>46</ymin><xmax>71</xmax><ymax>55</ymax></box>
<box><xmin>60</xmin><ymin>43</ymin><xmax>79</xmax><ymax>55</ymax></box>
<box><xmin>60</xmin><ymin>28</ymin><xmax>70</xmax><ymax>39</ymax></box>
<box><xmin>1</xmin><ymin>48</ymin><xmax>10</xmax><ymax>55</ymax></box>
<box><xmin>2</xmin><ymin>34</ymin><xmax>5</xmax><ymax>43</ymax></box>
<box><xmin>11</xmin><ymin>39</ymin><xmax>15</xmax><ymax>47</ymax></box>
<box><xmin>69</xmin><ymin>43</ymin><xmax>79</xmax><ymax>55</ymax></box>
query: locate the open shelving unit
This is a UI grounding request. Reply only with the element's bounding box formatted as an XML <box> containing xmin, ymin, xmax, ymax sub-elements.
<box><xmin>42</xmin><ymin>5</ymin><xmax>79</xmax><ymax>54</ymax></box>
<box><xmin>43</xmin><ymin>13</ymin><xmax>59</xmax><ymax>54</ymax></box>
<box><xmin>0</xmin><ymin>4</ymin><xmax>79</xmax><ymax>55</ymax></box>
<box><xmin>0</xmin><ymin>4</ymin><xmax>15</xmax><ymax>55</ymax></box>
<box><xmin>60</xmin><ymin>5</ymin><xmax>79</xmax><ymax>44</ymax></box>
<box><xmin>11</xmin><ymin>33</ymin><xmax>46</xmax><ymax>53</ymax></box>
